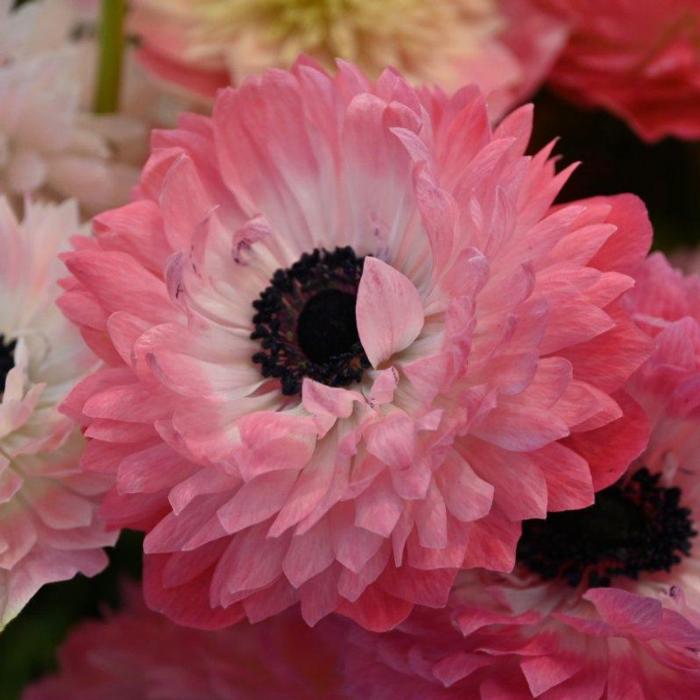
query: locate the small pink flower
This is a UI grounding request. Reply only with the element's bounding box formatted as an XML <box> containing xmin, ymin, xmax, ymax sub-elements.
<box><xmin>24</xmin><ymin>586</ymin><xmax>345</xmax><ymax>700</ymax></box>
<box><xmin>62</xmin><ymin>61</ymin><xmax>651</xmax><ymax>631</ymax></box>
<box><xmin>129</xmin><ymin>0</ymin><xmax>568</xmax><ymax>118</ymax></box>
<box><xmin>544</xmin><ymin>0</ymin><xmax>700</xmax><ymax>142</ymax></box>
<box><xmin>0</xmin><ymin>197</ymin><xmax>115</xmax><ymax>629</ymax></box>
<box><xmin>345</xmin><ymin>253</ymin><xmax>700</xmax><ymax>698</ymax></box>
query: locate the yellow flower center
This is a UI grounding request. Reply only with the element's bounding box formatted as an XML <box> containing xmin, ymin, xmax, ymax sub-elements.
<box><xmin>141</xmin><ymin>0</ymin><xmax>502</xmax><ymax>85</ymax></box>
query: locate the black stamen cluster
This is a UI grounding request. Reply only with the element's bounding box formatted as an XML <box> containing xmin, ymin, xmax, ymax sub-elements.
<box><xmin>0</xmin><ymin>334</ymin><xmax>16</xmax><ymax>389</ymax></box>
<box><xmin>517</xmin><ymin>467</ymin><xmax>697</xmax><ymax>587</ymax></box>
<box><xmin>251</xmin><ymin>247</ymin><xmax>370</xmax><ymax>395</ymax></box>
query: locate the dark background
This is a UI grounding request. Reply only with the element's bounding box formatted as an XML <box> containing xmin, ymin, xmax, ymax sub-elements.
<box><xmin>0</xmin><ymin>82</ymin><xmax>698</xmax><ymax>700</ymax></box>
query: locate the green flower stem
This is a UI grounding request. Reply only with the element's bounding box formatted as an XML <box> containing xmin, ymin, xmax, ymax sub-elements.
<box><xmin>93</xmin><ymin>0</ymin><xmax>126</xmax><ymax>114</ymax></box>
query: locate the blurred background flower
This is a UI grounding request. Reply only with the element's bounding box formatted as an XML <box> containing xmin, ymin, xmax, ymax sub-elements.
<box><xmin>0</xmin><ymin>196</ymin><xmax>116</xmax><ymax>633</ymax></box>
<box><xmin>129</xmin><ymin>0</ymin><xmax>568</xmax><ymax>117</ymax></box>
<box><xmin>23</xmin><ymin>585</ymin><xmax>345</xmax><ymax>700</ymax></box>
<box><xmin>0</xmin><ymin>0</ymin><xmax>189</xmax><ymax>215</ymax></box>
<box><xmin>0</xmin><ymin>0</ymin><xmax>140</xmax><ymax>212</ymax></box>
<box><xmin>541</xmin><ymin>0</ymin><xmax>700</xmax><ymax>142</ymax></box>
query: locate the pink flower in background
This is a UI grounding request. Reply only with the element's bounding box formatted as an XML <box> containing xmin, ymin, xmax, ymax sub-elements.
<box><xmin>129</xmin><ymin>0</ymin><xmax>567</xmax><ymax>117</ymax></box>
<box><xmin>626</xmin><ymin>252</ymin><xmax>700</xmax><ymax>334</ymax></box>
<box><xmin>543</xmin><ymin>0</ymin><xmax>700</xmax><ymax>142</ymax></box>
<box><xmin>0</xmin><ymin>197</ymin><xmax>115</xmax><ymax>630</ymax></box>
<box><xmin>24</xmin><ymin>587</ymin><xmax>346</xmax><ymax>700</ymax></box>
<box><xmin>474</xmin><ymin>0</ymin><xmax>570</xmax><ymax>119</ymax></box>
<box><xmin>346</xmin><ymin>254</ymin><xmax>700</xmax><ymax>698</ymax></box>
<box><xmin>61</xmin><ymin>60</ymin><xmax>651</xmax><ymax>632</ymax></box>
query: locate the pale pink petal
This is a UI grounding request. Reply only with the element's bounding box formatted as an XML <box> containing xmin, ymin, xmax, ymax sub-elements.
<box><xmin>357</xmin><ymin>257</ymin><xmax>425</xmax><ymax>368</ymax></box>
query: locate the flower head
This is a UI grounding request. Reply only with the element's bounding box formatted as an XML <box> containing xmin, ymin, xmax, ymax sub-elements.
<box><xmin>130</xmin><ymin>0</ymin><xmax>567</xmax><ymax>116</ymax></box>
<box><xmin>346</xmin><ymin>253</ymin><xmax>700</xmax><ymax>697</ymax></box>
<box><xmin>24</xmin><ymin>586</ymin><xmax>345</xmax><ymax>700</ymax></box>
<box><xmin>0</xmin><ymin>196</ymin><xmax>115</xmax><ymax>629</ymax></box>
<box><xmin>544</xmin><ymin>0</ymin><xmax>700</xmax><ymax>142</ymax></box>
<box><xmin>62</xmin><ymin>61</ymin><xmax>651</xmax><ymax>631</ymax></box>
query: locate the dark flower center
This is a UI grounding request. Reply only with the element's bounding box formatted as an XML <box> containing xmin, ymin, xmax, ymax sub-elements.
<box><xmin>517</xmin><ymin>467</ymin><xmax>697</xmax><ymax>587</ymax></box>
<box><xmin>0</xmin><ymin>334</ymin><xmax>16</xmax><ymax>389</ymax></box>
<box><xmin>251</xmin><ymin>247</ymin><xmax>370</xmax><ymax>396</ymax></box>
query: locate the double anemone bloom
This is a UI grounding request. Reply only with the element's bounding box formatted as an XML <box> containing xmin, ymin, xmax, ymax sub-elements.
<box><xmin>62</xmin><ymin>60</ymin><xmax>652</xmax><ymax>631</ymax></box>
<box><xmin>346</xmin><ymin>254</ymin><xmax>700</xmax><ymax>697</ymax></box>
<box><xmin>0</xmin><ymin>197</ymin><xmax>114</xmax><ymax>629</ymax></box>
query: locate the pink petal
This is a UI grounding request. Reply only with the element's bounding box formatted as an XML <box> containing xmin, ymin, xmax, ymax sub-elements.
<box><xmin>588</xmin><ymin>194</ymin><xmax>652</xmax><ymax>275</ymax></box>
<box><xmin>354</xmin><ymin>475</ymin><xmax>403</xmax><ymax>537</ymax></box>
<box><xmin>435</xmin><ymin>451</ymin><xmax>494</xmax><ymax>523</ymax></box>
<box><xmin>584</xmin><ymin>588</ymin><xmax>662</xmax><ymax>638</ymax></box>
<box><xmin>217</xmin><ymin>471</ymin><xmax>297</xmax><ymax>535</ymax></box>
<box><xmin>144</xmin><ymin>547</ymin><xmax>244</xmax><ymax>630</ymax></box>
<box><xmin>521</xmin><ymin>655</ymin><xmax>586</xmax><ymax>697</ymax></box>
<box><xmin>282</xmin><ymin>520</ymin><xmax>335</xmax><ymax>588</ymax></box>
<box><xmin>302</xmin><ymin>380</ymin><xmax>360</xmax><ymax>418</ymax></box>
<box><xmin>356</xmin><ymin>257</ymin><xmax>424</xmax><ymax>368</ymax></box>
<box><xmin>338</xmin><ymin>585</ymin><xmax>413</xmax><ymax>632</ymax></box>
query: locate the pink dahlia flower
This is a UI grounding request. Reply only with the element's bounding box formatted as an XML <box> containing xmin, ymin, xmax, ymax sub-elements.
<box><xmin>0</xmin><ymin>197</ymin><xmax>115</xmax><ymax>629</ymax></box>
<box><xmin>129</xmin><ymin>0</ymin><xmax>567</xmax><ymax>118</ymax></box>
<box><xmin>543</xmin><ymin>0</ymin><xmax>700</xmax><ymax>142</ymax></box>
<box><xmin>61</xmin><ymin>61</ymin><xmax>651</xmax><ymax>631</ymax></box>
<box><xmin>24</xmin><ymin>586</ymin><xmax>345</xmax><ymax>700</ymax></box>
<box><xmin>346</xmin><ymin>253</ymin><xmax>700</xmax><ymax>698</ymax></box>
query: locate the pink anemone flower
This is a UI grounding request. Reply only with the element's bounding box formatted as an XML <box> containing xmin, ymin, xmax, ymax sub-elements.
<box><xmin>61</xmin><ymin>60</ymin><xmax>651</xmax><ymax>631</ymax></box>
<box><xmin>345</xmin><ymin>254</ymin><xmax>700</xmax><ymax>698</ymax></box>
<box><xmin>0</xmin><ymin>196</ymin><xmax>115</xmax><ymax>629</ymax></box>
<box><xmin>24</xmin><ymin>586</ymin><xmax>346</xmax><ymax>700</ymax></box>
<box><xmin>543</xmin><ymin>0</ymin><xmax>700</xmax><ymax>142</ymax></box>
